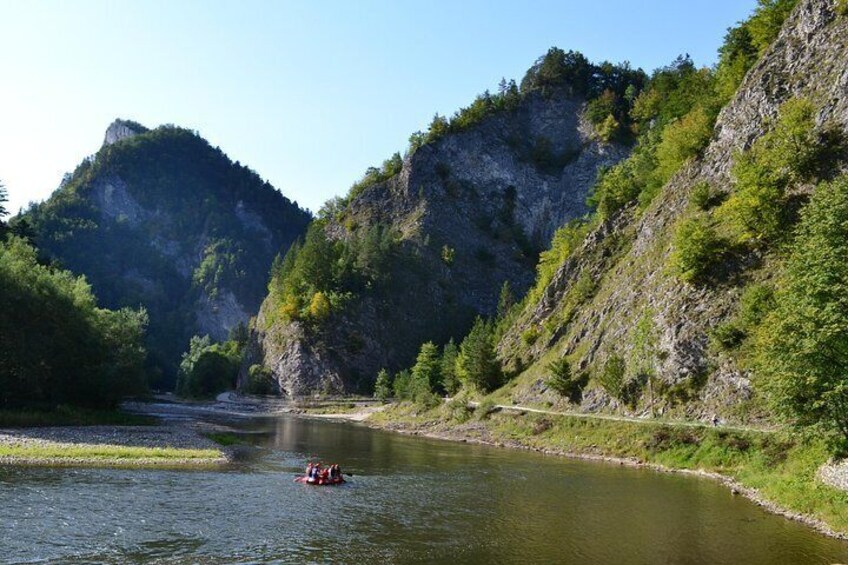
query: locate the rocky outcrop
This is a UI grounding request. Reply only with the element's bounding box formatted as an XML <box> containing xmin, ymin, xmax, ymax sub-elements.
<box><xmin>498</xmin><ymin>0</ymin><xmax>848</xmax><ymax>421</ymax></box>
<box><xmin>245</xmin><ymin>88</ymin><xmax>630</xmax><ymax>395</ymax></box>
<box><xmin>103</xmin><ymin>119</ymin><xmax>148</xmax><ymax>146</ymax></box>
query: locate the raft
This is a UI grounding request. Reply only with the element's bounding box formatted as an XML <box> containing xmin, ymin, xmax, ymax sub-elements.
<box><xmin>294</xmin><ymin>476</ymin><xmax>345</xmax><ymax>486</ymax></box>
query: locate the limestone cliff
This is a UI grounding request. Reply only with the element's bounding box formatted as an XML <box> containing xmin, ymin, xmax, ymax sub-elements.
<box><xmin>244</xmin><ymin>87</ymin><xmax>630</xmax><ymax>395</ymax></box>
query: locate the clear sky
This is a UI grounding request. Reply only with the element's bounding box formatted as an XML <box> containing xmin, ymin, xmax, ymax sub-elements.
<box><xmin>0</xmin><ymin>0</ymin><xmax>757</xmax><ymax>216</ymax></box>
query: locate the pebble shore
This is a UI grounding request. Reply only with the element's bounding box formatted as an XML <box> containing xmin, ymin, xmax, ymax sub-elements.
<box><xmin>0</xmin><ymin>424</ymin><xmax>228</xmax><ymax>467</ymax></box>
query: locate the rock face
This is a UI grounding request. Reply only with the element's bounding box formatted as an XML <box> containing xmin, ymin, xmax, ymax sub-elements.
<box><xmin>244</xmin><ymin>87</ymin><xmax>629</xmax><ymax>395</ymax></box>
<box><xmin>498</xmin><ymin>0</ymin><xmax>848</xmax><ymax>420</ymax></box>
<box><xmin>103</xmin><ymin>119</ymin><xmax>148</xmax><ymax>146</ymax></box>
<box><xmin>24</xmin><ymin>122</ymin><xmax>311</xmax><ymax>384</ymax></box>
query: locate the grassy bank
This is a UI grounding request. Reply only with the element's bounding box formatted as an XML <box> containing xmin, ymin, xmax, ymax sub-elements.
<box><xmin>0</xmin><ymin>406</ymin><xmax>155</xmax><ymax>428</ymax></box>
<box><xmin>370</xmin><ymin>403</ymin><xmax>848</xmax><ymax>536</ymax></box>
<box><xmin>0</xmin><ymin>443</ymin><xmax>221</xmax><ymax>463</ymax></box>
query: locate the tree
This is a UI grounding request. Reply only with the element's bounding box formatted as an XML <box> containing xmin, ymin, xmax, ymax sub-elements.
<box><xmin>456</xmin><ymin>318</ymin><xmax>502</xmax><ymax>392</ymax></box>
<box><xmin>0</xmin><ymin>181</ymin><xmax>7</xmax><ymax>237</ymax></box>
<box><xmin>545</xmin><ymin>358</ymin><xmax>587</xmax><ymax>402</ymax></box>
<box><xmin>754</xmin><ymin>175</ymin><xmax>848</xmax><ymax>444</ymax></box>
<box><xmin>440</xmin><ymin>339</ymin><xmax>460</xmax><ymax>396</ymax></box>
<box><xmin>411</xmin><ymin>342</ymin><xmax>442</xmax><ymax>395</ymax></box>
<box><xmin>598</xmin><ymin>355</ymin><xmax>627</xmax><ymax>400</ymax></box>
<box><xmin>0</xmin><ymin>236</ymin><xmax>148</xmax><ymax>408</ymax></box>
<box><xmin>631</xmin><ymin>310</ymin><xmax>659</xmax><ymax>414</ymax></box>
<box><xmin>497</xmin><ymin>281</ymin><xmax>515</xmax><ymax>319</ymax></box>
<box><xmin>374</xmin><ymin>369</ymin><xmax>393</xmax><ymax>401</ymax></box>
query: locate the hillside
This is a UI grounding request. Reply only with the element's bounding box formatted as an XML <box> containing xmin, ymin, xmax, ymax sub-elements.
<box><xmin>495</xmin><ymin>0</ymin><xmax>848</xmax><ymax>423</ymax></box>
<box><xmin>17</xmin><ymin>121</ymin><xmax>311</xmax><ymax>385</ymax></box>
<box><xmin>242</xmin><ymin>53</ymin><xmax>643</xmax><ymax>395</ymax></box>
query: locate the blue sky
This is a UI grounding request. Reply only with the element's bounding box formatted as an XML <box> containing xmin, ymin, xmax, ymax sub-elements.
<box><xmin>0</xmin><ymin>0</ymin><xmax>757</xmax><ymax>215</ymax></box>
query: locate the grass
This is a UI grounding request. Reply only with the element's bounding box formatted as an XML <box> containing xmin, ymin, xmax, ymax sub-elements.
<box><xmin>0</xmin><ymin>443</ymin><xmax>221</xmax><ymax>461</ymax></box>
<box><xmin>373</xmin><ymin>402</ymin><xmax>848</xmax><ymax>535</ymax></box>
<box><xmin>0</xmin><ymin>406</ymin><xmax>156</xmax><ymax>428</ymax></box>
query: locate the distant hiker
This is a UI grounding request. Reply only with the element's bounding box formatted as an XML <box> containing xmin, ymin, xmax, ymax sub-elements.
<box><xmin>711</xmin><ymin>414</ymin><xmax>719</xmax><ymax>427</ymax></box>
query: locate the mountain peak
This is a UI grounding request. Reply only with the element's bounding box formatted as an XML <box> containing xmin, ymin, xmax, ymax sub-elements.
<box><xmin>103</xmin><ymin>119</ymin><xmax>149</xmax><ymax>146</ymax></box>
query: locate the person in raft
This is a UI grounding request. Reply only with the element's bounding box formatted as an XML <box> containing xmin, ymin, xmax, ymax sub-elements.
<box><xmin>303</xmin><ymin>462</ymin><xmax>343</xmax><ymax>484</ymax></box>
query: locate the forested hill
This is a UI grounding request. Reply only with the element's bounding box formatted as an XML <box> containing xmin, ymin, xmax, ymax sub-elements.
<box><xmin>16</xmin><ymin>121</ymin><xmax>311</xmax><ymax>386</ymax></box>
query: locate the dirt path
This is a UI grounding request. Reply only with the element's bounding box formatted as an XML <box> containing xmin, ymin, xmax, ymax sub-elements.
<box><xmin>468</xmin><ymin>401</ymin><xmax>775</xmax><ymax>434</ymax></box>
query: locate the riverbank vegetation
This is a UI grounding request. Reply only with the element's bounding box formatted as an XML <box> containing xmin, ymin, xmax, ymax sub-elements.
<box><xmin>0</xmin><ymin>232</ymin><xmax>149</xmax><ymax>410</ymax></box>
<box><xmin>0</xmin><ymin>443</ymin><xmax>222</xmax><ymax>465</ymax></box>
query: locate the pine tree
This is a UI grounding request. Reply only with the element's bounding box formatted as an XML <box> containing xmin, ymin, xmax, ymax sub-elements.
<box><xmin>456</xmin><ymin>318</ymin><xmax>502</xmax><ymax>392</ymax></box>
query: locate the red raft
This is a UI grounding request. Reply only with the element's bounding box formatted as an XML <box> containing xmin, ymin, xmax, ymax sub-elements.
<box><xmin>294</xmin><ymin>476</ymin><xmax>345</xmax><ymax>486</ymax></box>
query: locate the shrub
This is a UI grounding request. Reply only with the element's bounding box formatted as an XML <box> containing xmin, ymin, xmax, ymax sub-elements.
<box><xmin>689</xmin><ymin>182</ymin><xmax>714</xmax><ymax>210</ymax></box>
<box><xmin>711</xmin><ymin>322</ymin><xmax>746</xmax><ymax>351</ymax></box>
<box><xmin>521</xmin><ymin>327</ymin><xmax>540</xmax><ymax>346</ymax></box>
<box><xmin>444</xmin><ymin>398</ymin><xmax>472</xmax><ymax>423</ymax></box>
<box><xmin>441</xmin><ymin>245</ymin><xmax>456</xmax><ymax>266</ymax></box>
<box><xmin>669</xmin><ymin>215</ymin><xmax>727</xmax><ymax>283</ymax></box>
<box><xmin>546</xmin><ymin>358</ymin><xmax>589</xmax><ymax>403</ymax></box>
<box><xmin>654</xmin><ymin>106</ymin><xmax>714</xmax><ymax>185</ymax></box>
<box><xmin>374</xmin><ymin>369</ymin><xmax>393</xmax><ymax>401</ymax></box>
<box><xmin>246</xmin><ymin>364</ymin><xmax>276</xmax><ymax>395</ymax></box>
<box><xmin>474</xmin><ymin>398</ymin><xmax>498</xmax><ymax>420</ymax></box>
<box><xmin>597</xmin><ymin>355</ymin><xmax>627</xmax><ymax>400</ymax></box>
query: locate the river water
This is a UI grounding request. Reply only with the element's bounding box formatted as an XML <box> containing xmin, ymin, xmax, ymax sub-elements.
<box><xmin>2</xmin><ymin>413</ymin><xmax>848</xmax><ymax>564</ymax></box>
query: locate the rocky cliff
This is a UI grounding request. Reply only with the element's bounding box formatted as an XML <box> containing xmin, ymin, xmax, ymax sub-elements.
<box><xmin>497</xmin><ymin>0</ymin><xmax>848</xmax><ymax>421</ymax></box>
<box><xmin>21</xmin><ymin>122</ymin><xmax>311</xmax><ymax>385</ymax></box>
<box><xmin>244</xmin><ymin>85</ymin><xmax>631</xmax><ymax>395</ymax></box>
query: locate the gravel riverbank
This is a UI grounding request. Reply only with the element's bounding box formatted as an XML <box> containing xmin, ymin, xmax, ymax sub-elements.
<box><xmin>0</xmin><ymin>423</ymin><xmax>228</xmax><ymax>467</ymax></box>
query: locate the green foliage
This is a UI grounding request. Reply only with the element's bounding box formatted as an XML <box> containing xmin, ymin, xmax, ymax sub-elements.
<box><xmin>0</xmin><ymin>236</ymin><xmax>148</xmax><ymax>408</ymax></box>
<box><xmin>411</xmin><ymin>342</ymin><xmax>443</xmax><ymax>395</ymax></box>
<box><xmin>528</xmin><ymin>219</ymin><xmax>591</xmax><ymax>302</ymax></box>
<box><xmin>245</xmin><ymin>364</ymin><xmax>276</xmax><ymax>395</ymax></box>
<box><xmin>440</xmin><ymin>340</ymin><xmax>461</xmax><ymax>396</ymax></box>
<box><xmin>392</xmin><ymin>369</ymin><xmax>413</xmax><ymax>400</ymax></box>
<box><xmin>374</xmin><ymin>369</ymin><xmax>393</xmax><ymax>401</ymax></box>
<box><xmin>521</xmin><ymin>327</ymin><xmax>540</xmax><ymax>346</ymax></box>
<box><xmin>348</xmin><ymin>152</ymin><xmax>404</xmax><ymax>200</ymax></box>
<box><xmin>440</xmin><ymin>245</ymin><xmax>455</xmax><ymax>266</ymax></box>
<box><xmin>718</xmin><ymin>98</ymin><xmax>828</xmax><ymax>244</ymax></box>
<box><xmin>654</xmin><ymin>106</ymin><xmax>714</xmax><ymax>184</ymax></box>
<box><xmin>711</xmin><ymin>283</ymin><xmax>776</xmax><ymax>352</ymax></box>
<box><xmin>546</xmin><ymin>358</ymin><xmax>589</xmax><ymax>403</ymax></box>
<box><xmin>689</xmin><ymin>182</ymin><xmax>715</xmax><ymax>211</ymax></box>
<box><xmin>497</xmin><ymin>281</ymin><xmax>515</xmax><ymax>319</ymax></box>
<box><xmin>597</xmin><ymin>355</ymin><xmax>627</xmax><ymax>400</ymax></box>
<box><xmin>268</xmin><ymin>220</ymin><xmax>400</xmax><ymax>324</ymax></box>
<box><xmin>746</xmin><ymin>0</ymin><xmax>799</xmax><ymax>54</ymax></box>
<box><xmin>838</xmin><ymin>0</ymin><xmax>848</xmax><ymax>16</ymax></box>
<box><xmin>175</xmin><ymin>335</ymin><xmax>241</xmax><ymax>398</ymax></box>
<box><xmin>754</xmin><ymin>175</ymin><xmax>848</xmax><ymax>445</ymax></box>
<box><xmin>630</xmin><ymin>310</ymin><xmax>659</xmax><ymax>380</ymax></box>
<box><xmin>669</xmin><ymin>215</ymin><xmax>728</xmax><ymax>283</ymax></box>
<box><xmin>456</xmin><ymin>317</ymin><xmax>503</xmax><ymax>392</ymax></box>
<box><xmin>0</xmin><ymin>181</ymin><xmax>7</xmax><ymax>236</ymax></box>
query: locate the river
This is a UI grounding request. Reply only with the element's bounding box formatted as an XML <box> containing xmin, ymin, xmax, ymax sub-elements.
<box><xmin>1</xmin><ymin>412</ymin><xmax>847</xmax><ymax>564</ymax></box>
